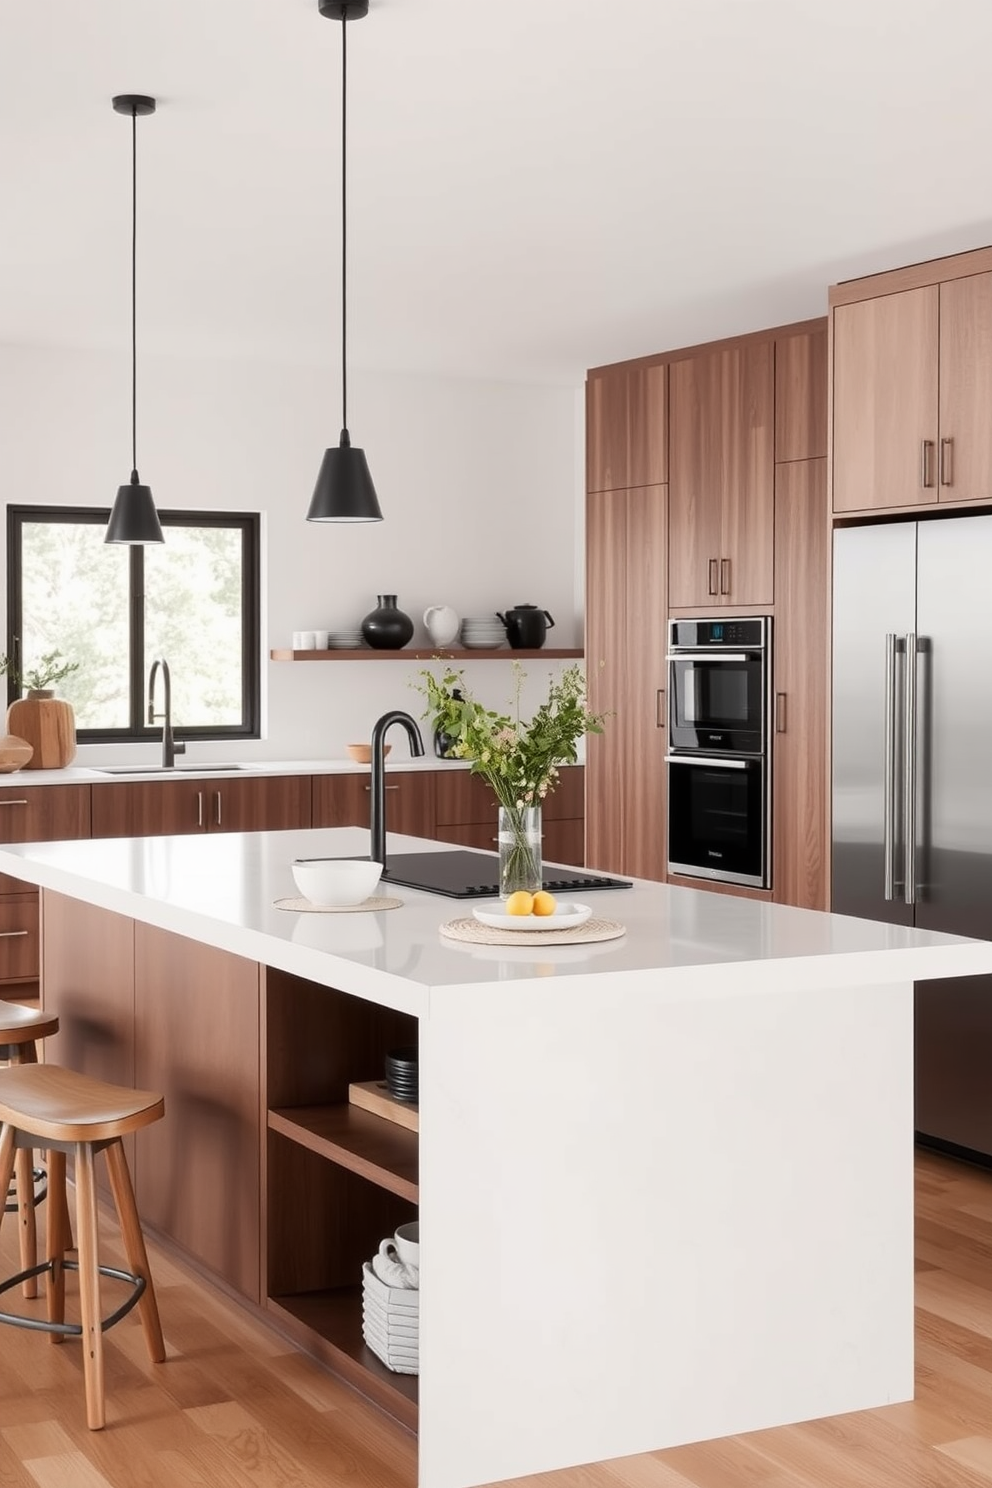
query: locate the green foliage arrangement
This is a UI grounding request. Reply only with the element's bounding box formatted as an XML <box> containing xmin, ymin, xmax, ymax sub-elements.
<box><xmin>415</xmin><ymin>661</ymin><xmax>607</xmax><ymax>813</ymax></box>
<box><xmin>0</xmin><ymin>649</ymin><xmax>80</xmax><ymax>694</ymax></box>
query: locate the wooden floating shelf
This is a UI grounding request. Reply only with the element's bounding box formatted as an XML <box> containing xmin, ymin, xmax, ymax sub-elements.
<box><xmin>270</xmin><ymin>648</ymin><xmax>583</xmax><ymax>661</ymax></box>
<box><xmin>269</xmin><ymin>1103</ymin><xmax>419</xmax><ymax>1202</ymax></box>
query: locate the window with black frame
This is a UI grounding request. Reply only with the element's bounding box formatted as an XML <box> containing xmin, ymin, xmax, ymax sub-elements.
<box><xmin>6</xmin><ymin>507</ymin><xmax>260</xmax><ymax>743</ymax></box>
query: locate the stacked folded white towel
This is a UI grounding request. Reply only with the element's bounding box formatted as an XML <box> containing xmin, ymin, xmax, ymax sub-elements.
<box><xmin>362</xmin><ymin>1239</ymin><xmax>419</xmax><ymax>1375</ymax></box>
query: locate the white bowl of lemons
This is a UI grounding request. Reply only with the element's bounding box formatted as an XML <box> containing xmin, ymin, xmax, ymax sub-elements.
<box><xmin>473</xmin><ymin>891</ymin><xmax>592</xmax><ymax>930</ymax></box>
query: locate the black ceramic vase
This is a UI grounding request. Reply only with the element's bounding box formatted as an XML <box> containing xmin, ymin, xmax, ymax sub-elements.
<box><xmin>361</xmin><ymin>594</ymin><xmax>414</xmax><ymax>650</ymax></box>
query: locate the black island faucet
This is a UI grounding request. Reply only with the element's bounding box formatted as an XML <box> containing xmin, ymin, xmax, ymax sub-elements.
<box><xmin>370</xmin><ymin>710</ymin><xmax>424</xmax><ymax>870</ymax></box>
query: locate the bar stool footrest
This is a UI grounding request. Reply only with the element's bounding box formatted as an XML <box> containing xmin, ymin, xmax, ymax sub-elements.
<box><xmin>0</xmin><ymin>1260</ymin><xmax>147</xmax><ymax>1335</ymax></box>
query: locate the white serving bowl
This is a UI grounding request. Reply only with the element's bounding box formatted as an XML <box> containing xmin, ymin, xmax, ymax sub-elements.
<box><xmin>291</xmin><ymin>857</ymin><xmax>382</xmax><ymax>907</ymax></box>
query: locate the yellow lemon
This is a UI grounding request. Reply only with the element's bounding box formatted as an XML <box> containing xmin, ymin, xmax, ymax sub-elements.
<box><xmin>531</xmin><ymin>890</ymin><xmax>557</xmax><ymax>917</ymax></box>
<box><xmin>505</xmin><ymin>890</ymin><xmax>535</xmax><ymax>916</ymax></box>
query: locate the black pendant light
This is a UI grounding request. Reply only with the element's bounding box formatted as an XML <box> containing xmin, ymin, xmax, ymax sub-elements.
<box><xmin>106</xmin><ymin>94</ymin><xmax>164</xmax><ymax>545</ymax></box>
<box><xmin>307</xmin><ymin>0</ymin><xmax>383</xmax><ymax>523</ymax></box>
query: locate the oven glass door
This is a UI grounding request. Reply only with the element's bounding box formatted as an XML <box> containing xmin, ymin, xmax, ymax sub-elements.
<box><xmin>667</xmin><ymin>754</ymin><xmax>768</xmax><ymax>888</ymax></box>
<box><xmin>668</xmin><ymin>651</ymin><xmax>765</xmax><ymax>753</ymax></box>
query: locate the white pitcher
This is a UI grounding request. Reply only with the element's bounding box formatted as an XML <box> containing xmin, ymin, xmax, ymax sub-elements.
<box><xmin>423</xmin><ymin>605</ymin><xmax>460</xmax><ymax>647</ymax></box>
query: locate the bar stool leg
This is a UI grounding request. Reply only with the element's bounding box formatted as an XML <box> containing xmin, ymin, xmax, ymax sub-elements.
<box><xmin>105</xmin><ymin>1139</ymin><xmax>165</xmax><ymax>1363</ymax></box>
<box><xmin>73</xmin><ymin>1142</ymin><xmax>106</xmax><ymax>1430</ymax></box>
<box><xmin>0</xmin><ymin>1124</ymin><xmax>15</xmax><ymax>1236</ymax></box>
<box><xmin>13</xmin><ymin>1147</ymin><xmax>38</xmax><ymax>1300</ymax></box>
<box><xmin>45</xmin><ymin>1148</ymin><xmax>67</xmax><ymax>1345</ymax></box>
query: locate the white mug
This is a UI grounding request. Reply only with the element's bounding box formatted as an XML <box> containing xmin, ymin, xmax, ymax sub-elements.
<box><xmin>394</xmin><ymin>1220</ymin><xmax>420</xmax><ymax>1268</ymax></box>
<box><xmin>313</xmin><ymin>629</ymin><xmax>329</xmax><ymax>650</ymax></box>
<box><xmin>299</xmin><ymin>631</ymin><xmax>317</xmax><ymax>650</ymax></box>
<box><xmin>292</xmin><ymin>630</ymin><xmax>305</xmax><ymax>649</ymax></box>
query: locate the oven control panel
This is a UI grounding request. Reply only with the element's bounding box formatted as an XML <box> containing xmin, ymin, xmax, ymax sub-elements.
<box><xmin>669</xmin><ymin>617</ymin><xmax>767</xmax><ymax>649</ymax></box>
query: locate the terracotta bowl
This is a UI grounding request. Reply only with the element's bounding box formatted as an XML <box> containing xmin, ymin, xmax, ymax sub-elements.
<box><xmin>346</xmin><ymin>743</ymin><xmax>391</xmax><ymax>764</ymax></box>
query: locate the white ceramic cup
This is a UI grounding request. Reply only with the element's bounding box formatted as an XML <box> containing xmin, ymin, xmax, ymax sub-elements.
<box><xmin>299</xmin><ymin>631</ymin><xmax>317</xmax><ymax>650</ymax></box>
<box><xmin>394</xmin><ymin>1220</ymin><xmax>419</xmax><ymax>1268</ymax></box>
<box><xmin>313</xmin><ymin>629</ymin><xmax>329</xmax><ymax>650</ymax></box>
<box><xmin>292</xmin><ymin>630</ymin><xmax>305</xmax><ymax>649</ymax></box>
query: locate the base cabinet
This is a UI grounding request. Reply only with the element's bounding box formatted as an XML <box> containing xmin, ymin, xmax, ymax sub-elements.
<box><xmin>312</xmin><ymin>771</ymin><xmax>436</xmax><ymax>840</ymax></box>
<box><xmin>433</xmin><ymin>765</ymin><xmax>584</xmax><ymax>867</ymax></box>
<box><xmin>90</xmin><ymin>774</ymin><xmax>312</xmax><ymax>837</ymax></box>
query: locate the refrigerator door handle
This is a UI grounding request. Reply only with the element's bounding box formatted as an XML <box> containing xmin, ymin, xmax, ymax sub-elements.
<box><xmin>904</xmin><ymin>631</ymin><xmax>918</xmax><ymax>905</ymax></box>
<box><xmin>884</xmin><ymin>633</ymin><xmax>901</xmax><ymax>901</ymax></box>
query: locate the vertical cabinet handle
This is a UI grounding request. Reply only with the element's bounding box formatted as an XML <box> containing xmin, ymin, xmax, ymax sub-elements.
<box><xmin>656</xmin><ymin>689</ymin><xmax>665</xmax><ymax>728</ymax></box>
<box><xmin>775</xmin><ymin>693</ymin><xmax>787</xmax><ymax>733</ymax></box>
<box><xmin>940</xmin><ymin>437</ymin><xmax>953</xmax><ymax>487</ymax></box>
<box><xmin>720</xmin><ymin>557</ymin><xmax>731</xmax><ymax>595</ymax></box>
<box><xmin>214</xmin><ymin>791</ymin><xmax>222</xmax><ymax>827</ymax></box>
<box><xmin>921</xmin><ymin>439</ymin><xmax>935</xmax><ymax>488</ymax></box>
<box><xmin>196</xmin><ymin>791</ymin><xmax>204</xmax><ymax>828</ymax></box>
<box><xmin>708</xmin><ymin>558</ymin><xmax>718</xmax><ymax>595</ymax></box>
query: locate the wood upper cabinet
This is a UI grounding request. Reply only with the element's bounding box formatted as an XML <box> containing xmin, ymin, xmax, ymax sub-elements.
<box><xmin>90</xmin><ymin>774</ymin><xmax>312</xmax><ymax>838</ymax></box>
<box><xmin>772</xmin><ymin>458</ymin><xmax>828</xmax><ymax>911</ymax></box>
<box><xmin>585</xmin><ymin>484</ymin><xmax>667</xmax><ymax>880</ymax></box>
<box><xmin>832</xmin><ymin>286</ymin><xmax>939</xmax><ymax>513</ymax></box>
<box><xmin>832</xmin><ymin>269</ymin><xmax>992</xmax><ymax>513</ymax></box>
<box><xmin>775</xmin><ymin>327</ymin><xmax>827</xmax><ymax>462</ymax></box>
<box><xmin>311</xmin><ymin>770</ymin><xmax>436</xmax><ymax>841</ymax></box>
<box><xmin>586</xmin><ymin>362</ymin><xmax>667</xmax><ymax>493</ymax></box>
<box><xmin>668</xmin><ymin>342</ymin><xmax>775</xmax><ymax>607</ymax></box>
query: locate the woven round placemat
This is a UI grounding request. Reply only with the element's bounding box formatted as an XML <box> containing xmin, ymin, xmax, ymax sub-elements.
<box><xmin>273</xmin><ymin>895</ymin><xmax>404</xmax><ymax>914</ymax></box>
<box><xmin>440</xmin><ymin>916</ymin><xmax>626</xmax><ymax>947</ymax></box>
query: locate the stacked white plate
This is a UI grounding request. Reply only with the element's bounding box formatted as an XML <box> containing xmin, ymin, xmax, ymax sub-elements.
<box><xmin>460</xmin><ymin>615</ymin><xmax>507</xmax><ymax>649</ymax></box>
<box><xmin>328</xmin><ymin>628</ymin><xmax>365</xmax><ymax>648</ymax></box>
<box><xmin>362</xmin><ymin>1261</ymin><xmax>419</xmax><ymax>1374</ymax></box>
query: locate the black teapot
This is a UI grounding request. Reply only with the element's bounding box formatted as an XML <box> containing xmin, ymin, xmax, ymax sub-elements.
<box><xmin>496</xmin><ymin>604</ymin><xmax>556</xmax><ymax>650</ymax></box>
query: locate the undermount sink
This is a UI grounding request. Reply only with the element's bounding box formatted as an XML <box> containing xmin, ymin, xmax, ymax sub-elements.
<box><xmin>95</xmin><ymin>764</ymin><xmax>245</xmax><ymax>775</ymax></box>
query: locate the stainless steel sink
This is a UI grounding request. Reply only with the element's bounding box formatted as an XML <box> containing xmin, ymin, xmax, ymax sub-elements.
<box><xmin>95</xmin><ymin>764</ymin><xmax>245</xmax><ymax>775</ymax></box>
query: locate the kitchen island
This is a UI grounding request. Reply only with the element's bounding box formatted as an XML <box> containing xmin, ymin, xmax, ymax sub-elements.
<box><xmin>0</xmin><ymin>826</ymin><xmax>989</xmax><ymax>1488</ymax></box>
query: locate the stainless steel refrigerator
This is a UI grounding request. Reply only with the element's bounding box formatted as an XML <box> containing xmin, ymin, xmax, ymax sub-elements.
<box><xmin>833</xmin><ymin>515</ymin><xmax>992</xmax><ymax>1159</ymax></box>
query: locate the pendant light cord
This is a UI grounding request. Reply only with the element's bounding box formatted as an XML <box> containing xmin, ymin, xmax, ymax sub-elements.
<box><xmin>341</xmin><ymin>9</ymin><xmax>349</xmax><ymax>438</ymax></box>
<box><xmin>130</xmin><ymin>105</ymin><xmax>139</xmax><ymax>481</ymax></box>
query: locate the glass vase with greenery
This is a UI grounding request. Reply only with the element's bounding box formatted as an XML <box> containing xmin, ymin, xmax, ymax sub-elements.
<box><xmin>416</xmin><ymin>662</ymin><xmax>607</xmax><ymax>897</ymax></box>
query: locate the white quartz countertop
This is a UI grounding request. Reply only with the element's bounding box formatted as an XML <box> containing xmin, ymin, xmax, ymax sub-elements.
<box><xmin>1</xmin><ymin>828</ymin><xmax>990</xmax><ymax>1018</ymax></box>
<box><xmin>0</xmin><ymin>757</ymin><xmax>465</xmax><ymax>785</ymax></box>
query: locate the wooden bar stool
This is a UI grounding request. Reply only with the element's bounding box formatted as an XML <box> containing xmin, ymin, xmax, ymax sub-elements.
<box><xmin>0</xmin><ymin>1063</ymin><xmax>166</xmax><ymax>1429</ymax></box>
<box><xmin>0</xmin><ymin>1004</ymin><xmax>60</xmax><ymax>1299</ymax></box>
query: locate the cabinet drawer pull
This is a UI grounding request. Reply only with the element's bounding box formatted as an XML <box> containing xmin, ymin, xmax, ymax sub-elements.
<box><xmin>921</xmin><ymin>439</ymin><xmax>935</xmax><ymax>488</ymax></box>
<box><xmin>940</xmin><ymin>437</ymin><xmax>953</xmax><ymax>487</ymax></box>
<box><xmin>214</xmin><ymin>790</ymin><xmax>222</xmax><ymax>827</ymax></box>
<box><xmin>197</xmin><ymin>791</ymin><xmax>204</xmax><ymax>828</ymax></box>
<box><xmin>775</xmin><ymin>692</ymin><xmax>787</xmax><ymax>733</ymax></box>
<box><xmin>708</xmin><ymin>558</ymin><xmax>718</xmax><ymax>595</ymax></box>
<box><xmin>656</xmin><ymin>689</ymin><xmax>665</xmax><ymax>728</ymax></box>
<box><xmin>720</xmin><ymin>557</ymin><xmax>731</xmax><ymax>595</ymax></box>
<box><xmin>364</xmin><ymin>785</ymin><xmax>399</xmax><ymax>792</ymax></box>
<box><xmin>0</xmin><ymin>929</ymin><xmax>28</xmax><ymax>939</ymax></box>
<box><xmin>0</xmin><ymin>800</ymin><xmax>29</xmax><ymax>808</ymax></box>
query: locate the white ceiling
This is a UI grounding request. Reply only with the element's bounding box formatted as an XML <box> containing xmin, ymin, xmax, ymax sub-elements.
<box><xmin>3</xmin><ymin>0</ymin><xmax>992</xmax><ymax>385</ymax></box>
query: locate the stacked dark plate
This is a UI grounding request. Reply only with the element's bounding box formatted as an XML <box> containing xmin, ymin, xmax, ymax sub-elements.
<box><xmin>385</xmin><ymin>1046</ymin><xmax>419</xmax><ymax>1104</ymax></box>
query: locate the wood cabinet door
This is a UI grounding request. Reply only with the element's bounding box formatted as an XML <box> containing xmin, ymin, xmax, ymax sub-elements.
<box><xmin>939</xmin><ymin>272</ymin><xmax>992</xmax><ymax>504</ymax></box>
<box><xmin>312</xmin><ymin>770</ymin><xmax>435</xmax><ymax>840</ymax></box>
<box><xmin>832</xmin><ymin>286</ymin><xmax>938</xmax><ymax>512</ymax></box>
<box><xmin>775</xmin><ymin>326</ymin><xmax>827</xmax><ymax>462</ymax></box>
<box><xmin>585</xmin><ymin>486</ymin><xmax>666</xmax><ymax>879</ymax></box>
<box><xmin>586</xmin><ymin>363</ymin><xmax>667</xmax><ymax>492</ymax></box>
<box><xmin>209</xmin><ymin>774</ymin><xmax>312</xmax><ymax>833</ymax></box>
<box><xmin>135</xmin><ymin>923</ymin><xmax>261</xmax><ymax>1301</ymax></box>
<box><xmin>773</xmin><ymin>458</ymin><xmax>828</xmax><ymax>910</ymax></box>
<box><xmin>91</xmin><ymin>780</ymin><xmax>206</xmax><ymax>837</ymax></box>
<box><xmin>669</xmin><ymin>343</ymin><xmax>774</xmax><ymax>606</ymax></box>
<box><xmin>0</xmin><ymin>783</ymin><xmax>91</xmax><ymax>892</ymax></box>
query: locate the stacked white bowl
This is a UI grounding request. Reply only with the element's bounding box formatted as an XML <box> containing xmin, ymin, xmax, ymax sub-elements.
<box><xmin>460</xmin><ymin>615</ymin><xmax>507</xmax><ymax>649</ymax></box>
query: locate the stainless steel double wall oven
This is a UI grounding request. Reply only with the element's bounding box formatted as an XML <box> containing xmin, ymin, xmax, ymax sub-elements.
<box><xmin>666</xmin><ymin>617</ymin><xmax>772</xmax><ymax>889</ymax></box>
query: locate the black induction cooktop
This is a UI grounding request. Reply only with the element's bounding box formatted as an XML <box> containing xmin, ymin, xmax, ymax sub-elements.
<box><xmin>380</xmin><ymin>849</ymin><xmax>632</xmax><ymax>900</ymax></box>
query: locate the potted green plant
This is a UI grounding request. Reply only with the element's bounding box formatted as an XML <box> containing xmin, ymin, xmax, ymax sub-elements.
<box><xmin>0</xmin><ymin>650</ymin><xmax>80</xmax><ymax>770</ymax></box>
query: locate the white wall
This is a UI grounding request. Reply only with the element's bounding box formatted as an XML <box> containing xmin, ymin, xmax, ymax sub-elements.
<box><xmin>0</xmin><ymin>343</ymin><xmax>584</xmax><ymax>763</ymax></box>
